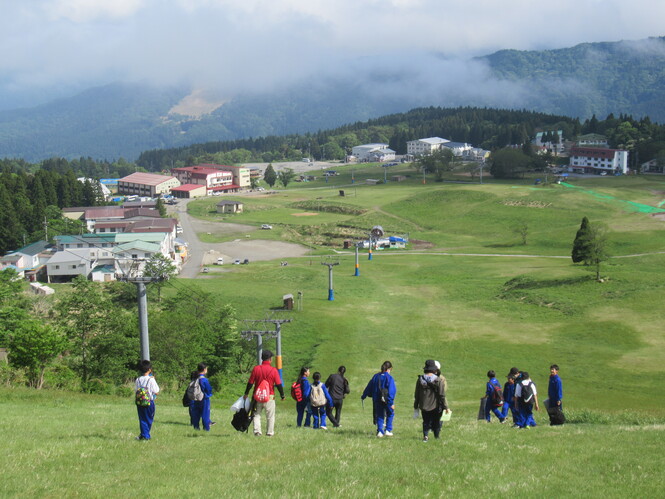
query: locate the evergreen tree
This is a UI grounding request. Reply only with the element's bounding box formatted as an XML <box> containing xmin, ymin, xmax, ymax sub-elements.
<box><xmin>572</xmin><ymin>216</ymin><xmax>591</xmax><ymax>263</ymax></box>
<box><xmin>264</xmin><ymin>163</ymin><xmax>277</xmax><ymax>187</ymax></box>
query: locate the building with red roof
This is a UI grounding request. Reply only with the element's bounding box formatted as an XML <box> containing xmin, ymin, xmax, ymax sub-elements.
<box><xmin>569</xmin><ymin>146</ymin><xmax>628</xmax><ymax>174</ymax></box>
<box><xmin>118</xmin><ymin>172</ymin><xmax>181</xmax><ymax>197</ymax></box>
<box><xmin>171</xmin><ymin>164</ymin><xmax>249</xmax><ymax>192</ymax></box>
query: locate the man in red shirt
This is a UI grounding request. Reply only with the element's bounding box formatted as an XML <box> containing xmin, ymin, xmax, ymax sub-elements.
<box><xmin>243</xmin><ymin>350</ymin><xmax>285</xmax><ymax>436</ymax></box>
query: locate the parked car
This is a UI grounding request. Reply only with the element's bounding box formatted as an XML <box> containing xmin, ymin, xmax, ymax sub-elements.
<box><xmin>216</xmin><ymin>257</ymin><xmax>224</xmax><ymax>265</ymax></box>
<box><xmin>242</xmin><ymin>259</ymin><xmax>250</xmax><ymax>264</ymax></box>
<box><xmin>176</xmin><ymin>225</ymin><xmax>183</xmax><ymax>234</ymax></box>
<box><xmin>202</xmin><ymin>267</ymin><xmax>209</xmax><ymax>273</ymax></box>
<box><xmin>233</xmin><ymin>259</ymin><xmax>241</xmax><ymax>265</ymax></box>
<box><xmin>261</xmin><ymin>224</ymin><xmax>272</xmax><ymax>230</ymax></box>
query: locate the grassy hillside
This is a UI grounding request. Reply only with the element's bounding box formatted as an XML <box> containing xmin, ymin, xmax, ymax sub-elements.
<box><xmin>1</xmin><ymin>387</ymin><xmax>663</xmax><ymax>497</ymax></box>
<box><xmin>2</xmin><ymin>174</ymin><xmax>665</xmax><ymax>496</ymax></box>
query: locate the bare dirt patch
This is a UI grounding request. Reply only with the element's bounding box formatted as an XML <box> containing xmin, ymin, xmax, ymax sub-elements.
<box><xmin>292</xmin><ymin>212</ymin><xmax>319</xmax><ymax>217</ymax></box>
<box><xmin>410</xmin><ymin>239</ymin><xmax>435</xmax><ymax>249</ymax></box>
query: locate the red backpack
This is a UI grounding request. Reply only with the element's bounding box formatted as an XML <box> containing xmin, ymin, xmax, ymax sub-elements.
<box><xmin>254</xmin><ymin>379</ymin><xmax>271</xmax><ymax>403</ymax></box>
<box><xmin>291</xmin><ymin>380</ymin><xmax>303</xmax><ymax>402</ymax></box>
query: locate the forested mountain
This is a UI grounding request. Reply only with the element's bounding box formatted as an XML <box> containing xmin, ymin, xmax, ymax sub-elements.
<box><xmin>0</xmin><ymin>37</ymin><xmax>663</xmax><ymax>162</ymax></box>
<box><xmin>480</xmin><ymin>37</ymin><xmax>665</xmax><ymax>120</ymax></box>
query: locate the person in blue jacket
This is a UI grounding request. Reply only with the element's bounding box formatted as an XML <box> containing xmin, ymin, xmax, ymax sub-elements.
<box><xmin>190</xmin><ymin>362</ymin><xmax>214</xmax><ymax>431</ymax></box>
<box><xmin>484</xmin><ymin>370</ymin><xmax>507</xmax><ymax>423</ymax></box>
<box><xmin>361</xmin><ymin>360</ymin><xmax>396</xmax><ymax>438</ymax></box>
<box><xmin>295</xmin><ymin>367</ymin><xmax>312</xmax><ymax>427</ymax></box>
<box><xmin>548</xmin><ymin>364</ymin><xmax>564</xmax><ymax>425</ymax></box>
<box><xmin>309</xmin><ymin>372</ymin><xmax>334</xmax><ymax>429</ymax></box>
<box><xmin>501</xmin><ymin>373</ymin><xmax>520</xmax><ymax>426</ymax></box>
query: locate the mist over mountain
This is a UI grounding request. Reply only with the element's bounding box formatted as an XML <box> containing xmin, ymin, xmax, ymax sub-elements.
<box><xmin>0</xmin><ymin>37</ymin><xmax>663</xmax><ymax>162</ymax></box>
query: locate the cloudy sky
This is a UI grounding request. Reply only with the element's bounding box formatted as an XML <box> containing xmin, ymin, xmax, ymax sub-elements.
<box><xmin>0</xmin><ymin>0</ymin><xmax>663</xmax><ymax>108</ymax></box>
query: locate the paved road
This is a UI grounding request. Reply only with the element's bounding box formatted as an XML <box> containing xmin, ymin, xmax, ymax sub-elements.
<box><xmin>169</xmin><ymin>198</ymin><xmax>310</xmax><ymax>279</ymax></box>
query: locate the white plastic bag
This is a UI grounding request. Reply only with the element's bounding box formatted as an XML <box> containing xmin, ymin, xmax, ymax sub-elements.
<box><xmin>230</xmin><ymin>396</ymin><xmax>247</xmax><ymax>413</ymax></box>
<box><xmin>413</xmin><ymin>409</ymin><xmax>420</xmax><ymax>419</ymax></box>
<box><xmin>440</xmin><ymin>410</ymin><xmax>452</xmax><ymax>422</ymax></box>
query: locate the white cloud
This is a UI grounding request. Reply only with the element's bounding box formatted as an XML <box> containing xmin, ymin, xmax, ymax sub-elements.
<box><xmin>0</xmin><ymin>0</ymin><xmax>663</xmax><ymax>105</ymax></box>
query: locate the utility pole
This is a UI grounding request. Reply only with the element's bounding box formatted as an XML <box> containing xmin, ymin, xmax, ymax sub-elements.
<box><xmin>242</xmin><ymin>318</ymin><xmax>292</xmax><ymax>382</ymax></box>
<box><xmin>321</xmin><ymin>259</ymin><xmax>339</xmax><ymax>301</ymax></box>
<box><xmin>118</xmin><ymin>274</ymin><xmax>166</xmax><ymax>361</ymax></box>
<box><xmin>354</xmin><ymin>243</ymin><xmax>360</xmax><ymax>276</ymax></box>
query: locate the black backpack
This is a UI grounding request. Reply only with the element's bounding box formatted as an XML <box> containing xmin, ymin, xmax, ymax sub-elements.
<box><xmin>520</xmin><ymin>381</ymin><xmax>535</xmax><ymax>405</ymax></box>
<box><xmin>231</xmin><ymin>408</ymin><xmax>250</xmax><ymax>432</ymax></box>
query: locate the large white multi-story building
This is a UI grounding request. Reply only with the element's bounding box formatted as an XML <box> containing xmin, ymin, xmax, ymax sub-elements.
<box><xmin>407</xmin><ymin>137</ymin><xmax>449</xmax><ymax>156</ymax></box>
<box><xmin>569</xmin><ymin>146</ymin><xmax>628</xmax><ymax>174</ymax></box>
<box><xmin>407</xmin><ymin>137</ymin><xmax>472</xmax><ymax>157</ymax></box>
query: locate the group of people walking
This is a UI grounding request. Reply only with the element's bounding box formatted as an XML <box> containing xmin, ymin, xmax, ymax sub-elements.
<box><xmin>483</xmin><ymin>365</ymin><xmax>564</xmax><ymax>428</ymax></box>
<box><xmin>294</xmin><ymin>365</ymin><xmax>350</xmax><ymax>429</ymax></box>
<box><xmin>133</xmin><ymin>356</ymin><xmax>563</xmax><ymax>442</ymax></box>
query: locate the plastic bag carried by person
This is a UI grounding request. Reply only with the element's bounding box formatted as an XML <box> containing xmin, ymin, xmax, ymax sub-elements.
<box><xmin>440</xmin><ymin>410</ymin><xmax>452</xmax><ymax>422</ymax></box>
<box><xmin>230</xmin><ymin>396</ymin><xmax>250</xmax><ymax>413</ymax></box>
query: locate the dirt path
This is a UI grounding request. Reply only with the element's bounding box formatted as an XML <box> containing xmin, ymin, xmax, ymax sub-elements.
<box><xmin>169</xmin><ymin>199</ymin><xmax>310</xmax><ymax>278</ymax></box>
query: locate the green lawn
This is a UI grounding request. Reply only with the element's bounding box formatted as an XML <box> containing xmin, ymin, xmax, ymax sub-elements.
<box><xmin>1</xmin><ymin>387</ymin><xmax>663</xmax><ymax>497</ymax></box>
<box><xmin>3</xmin><ymin>174</ymin><xmax>665</xmax><ymax>497</ymax></box>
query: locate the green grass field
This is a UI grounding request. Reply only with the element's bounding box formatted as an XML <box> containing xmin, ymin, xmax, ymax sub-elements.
<box><xmin>2</xmin><ymin>174</ymin><xmax>665</xmax><ymax>497</ymax></box>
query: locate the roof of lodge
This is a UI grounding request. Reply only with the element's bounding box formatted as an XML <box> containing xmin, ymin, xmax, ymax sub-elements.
<box><xmin>119</xmin><ymin>172</ymin><xmax>178</xmax><ymax>186</ymax></box>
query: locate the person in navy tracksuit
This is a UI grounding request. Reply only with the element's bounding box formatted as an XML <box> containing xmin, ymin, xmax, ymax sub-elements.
<box><xmin>135</xmin><ymin>360</ymin><xmax>160</xmax><ymax>440</ymax></box>
<box><xmin>361</xmin><ymin>361</ymin><xmax>397</xmax><ymax>437</ymax></box>
<box><xmin>514</xmin><ymin>371</ymin><xmax>539</xmax><ymax>428</ymax></box>
<box><xmin>501</xmin><ymin>373</ymin><xmax>519</xmax><ymax>426</ymax></box>
<box><xmin>309</xmin><ymin>372</ymin><xmax>334</xmax><ymax>429</ymax></box>
<box><xmin>190</xmin><ymin>362</ymin><xmax>213</xmax><ymax>431</ymax></box>
<box><xmin>484</xmin><ymin>370</ymin><xmax>507</xmax><ymax>423</ymax></box>
<box><xmin>295</xmin><ymin>367</ymin><xmax>312</xmax><ymax>427</ymax></box>
<box><xmin>548</xmin><ymin>364</ymin><xmax>564</xmax><ymax>425</ymax></box>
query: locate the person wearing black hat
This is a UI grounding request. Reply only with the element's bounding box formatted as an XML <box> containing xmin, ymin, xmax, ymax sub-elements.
<box><xmin>413</xmin><ymin>359</ymin><xmax>449</xmax><ymax>442</ymax></box>
<box><xmin>243</xmin><ymin>350</ymin><xmax>285</xmax><ymax>436</ymax></box>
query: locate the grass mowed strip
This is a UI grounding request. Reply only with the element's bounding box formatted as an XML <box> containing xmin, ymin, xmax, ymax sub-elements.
<box><xmin>1</xmin><ymin>388</ymin><xmax>664</xmax><ymax>497</ymax></box>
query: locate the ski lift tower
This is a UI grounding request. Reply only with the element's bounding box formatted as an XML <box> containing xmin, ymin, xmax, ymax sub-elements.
<box><xmin>369</xmin><ymin>225</ymin><xmax>384</xmax><ymax>261</ymax></box>
<box><xmin>242</xmin><ymin>315</ymin><xmax>292</xmax><ymax>382</ymax></box>
<box><xmin>117</xmin><ymin>259</ymin><xmax>168</xmax><ymax>362</ymax></box>
<box><xmin>321</xmin><ymin>257</ymin><xmax>340</xmax><ymax>301</ymax></box>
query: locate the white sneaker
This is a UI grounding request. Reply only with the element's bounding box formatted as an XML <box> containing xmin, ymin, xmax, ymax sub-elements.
<box><xmin>376</xmin><ymin>432</ymin><xmax>384</xmax><ymax>438</ymax></box>
<box><xmin>384</xmin><ymin>431</ymin><xmax>394</xmax><ymax>436</ymax></box>
<box><xmin>320</xmin><ymin>426</ymin><xmax>328</xmax><ymax>430</ymax></box>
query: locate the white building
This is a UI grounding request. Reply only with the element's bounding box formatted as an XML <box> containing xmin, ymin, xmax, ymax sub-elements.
<box><xmin>569</xmin><ymin>146</ymin><xmax>629</xmax><ymax>174</ymax></box>
<box><xmin>406</xmin><ymin>137</ymin><xmax>450</xmax><ymax>156</ymax></box>
<box><xmin>576</xmin><ymin>134</ymin><xmax>609</xmax><ymax>148</ymax></box>
<box><xmin>641</xmin><ymin>158</ymin><xmax>664</xmax><ymax>174</ymax></box>
<box><xmin>351</xmin><ymin>144</ymin><xmax>396</xmax><ymax>162</ymax></box>
<box><xmin>441</xmin><ymin>141</ymin><xmax>473</xmax><ymax>157</ymax></box>
<box><xmin>535</xmin><ymin>131</ymin><xmax>565</xmax><ymax>154</ymax></box>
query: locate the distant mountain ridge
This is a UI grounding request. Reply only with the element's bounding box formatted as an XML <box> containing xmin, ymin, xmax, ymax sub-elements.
<box><xmin>0</xmin><ymin>36</ymin><xmax>663</xmax><ymax>162</ymax></box>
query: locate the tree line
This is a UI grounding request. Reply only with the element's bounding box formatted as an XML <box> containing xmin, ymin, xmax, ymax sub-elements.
<box><xmin>0</xmin><ymin>272</ymin><xmax>253</xmax><ymax>393</ymax></box>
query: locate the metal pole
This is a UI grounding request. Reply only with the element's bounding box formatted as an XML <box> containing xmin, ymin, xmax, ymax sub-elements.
<box><xmin>354</xmin><ymin>244</ymin><xmax>360</xmax><ymax>276</ymax></box>
<box><xmin>256</xmin><ymin>333</ymin><xmax>263</xmax><ymax>365</ymax></box>
<box><xmin>275</xmin><ymin>323</ymin><xmax>283</xmax><ymax>382</ymax></box>
<box><xmin>328</xmin><ymin>265</ymin><xmax>334</xmax><ymax>301</ymax></box>
<box><xmin>368</xmin><ymin>235</ymin><xmax>373</xmax><ymax>260</ymax></box>
<box><xmin>137</xmin><ymin>282</ymin><xmax>150</xmax><ymax>361</ymax></box>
